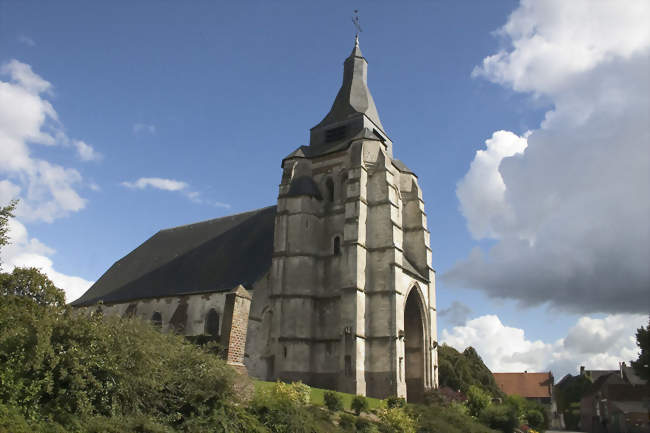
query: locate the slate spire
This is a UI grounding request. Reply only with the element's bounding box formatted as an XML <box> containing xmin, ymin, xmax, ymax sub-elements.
<box><xmin>310</xmin><ymin>35</ymin><xmax>386</xmax><ymax>146</ymax></box>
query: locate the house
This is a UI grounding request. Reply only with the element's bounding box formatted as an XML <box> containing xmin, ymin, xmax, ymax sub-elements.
<box><xmin>580</xmin><ymin>363</ymin><xmax>649</xmax><ymax>433</ymax></box>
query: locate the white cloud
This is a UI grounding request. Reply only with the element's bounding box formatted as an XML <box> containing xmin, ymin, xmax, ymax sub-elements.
<box><xmin>18</xmin><ymin>35</ymin><xmax>35</xmax><ymax>47</ymax></box>
<box><xmin>441</xmin><ymin>313</ymin><xmax>646</xmax><ymax>378</ymax></box>
<box><xmin>445</xmin><ymin>0</ymin><xmax>650</xmax><ymax>313</ymax></box>
<box><xmin>120</xmin><ymin>177</ymin><xmax>229</xmax><ymax>208</ymax></box>
<box><xmin>133</xmin><ymin>123</ymin><xmax>156</xmax><ymax>135</ymax></box>
<box><xmin>73</xmin><ymin>140</ymin><xmax>102</xmax><ymax>161</ymax></box>
<box><xmin>0</xmin><ymin>59</ymin><xmax>99</xmax><ymax>223</ymax></box>
<box><xmin>121</xmin><ymin>177</ymin><xmax>188</xmax><ymax>191</ymax></box>
<box><xmin>1</xmin><ymin>218</ymin><xmax>93</xmax><ymax>303</ymax></box>
<box><xmin>456</xmin><ymin>131</ymin><xmax>528</xmax><ymax>240</ymax></box>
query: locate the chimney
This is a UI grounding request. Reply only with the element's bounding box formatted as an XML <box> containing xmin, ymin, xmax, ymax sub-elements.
<box><xmin>580</xmin><ymin>365</ymin><xmax>585</xmax><ymax>376</ymax></box>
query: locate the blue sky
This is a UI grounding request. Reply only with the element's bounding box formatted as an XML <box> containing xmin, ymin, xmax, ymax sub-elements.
<box><xmin>1</xmin><ymin>1</ymin><xmax>648</xmax><ymax>379</ymax></box>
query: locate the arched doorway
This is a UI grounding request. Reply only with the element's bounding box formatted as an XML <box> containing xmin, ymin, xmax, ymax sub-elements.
<box><xmin>404</xmin><ymin>287</ymin><xmax>426</xmax><ymax>402</ymax></box>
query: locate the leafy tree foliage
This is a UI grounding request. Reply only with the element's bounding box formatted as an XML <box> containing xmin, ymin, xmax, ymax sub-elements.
<box><xmin>1</xmin><ymin>267</ymin><xmax>66</xmax><ymax>308</ymax></box>
<box><xmin>438</xmin><ymin>345</ymin><xmax>504</xmax><ymax>398</ymax></box>
<box><xmin>554</xmin><ymin>373</ymin><xmax>592</xmax><ymax>429</ymax></box>
<box><xmin>631</xmin><ymin>317</ymin><xmax>649</xmax><ymax>381</ymax></box>
<box><xmin>0</xmin><ymin>200</ymin><xmax>17</xmax><ymax>265</ymax></box>
<box><xmin>466</xmin><ymin>385</ymin><xmax>492</xmax><ymax>417</ymax></box>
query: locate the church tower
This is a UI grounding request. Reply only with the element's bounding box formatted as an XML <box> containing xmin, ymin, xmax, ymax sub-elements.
<box><xmin>267</xmin><ymin>36</ymin><xmax>438</xmax><ymax>401</ymax></box>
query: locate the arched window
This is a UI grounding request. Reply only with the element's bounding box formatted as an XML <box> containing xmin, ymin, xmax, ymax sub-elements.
<box><xmin>325</xmin><ymin>177</ymin><xmax>334</xmax><ymax>202</ymax></box>
<box><xmin>333</xmin><ymin>236</ymin><xmax>341</xmax><ymax>255</ymax></box>
<box><xmin>205</xmin><ymin>308</ymin><xmax>220</xmax><ymax>338</ymax></box>
<box><xmin>151</xmin><ymin>312</ymin><xmax>162</xmax><ymax>330</ymax></box>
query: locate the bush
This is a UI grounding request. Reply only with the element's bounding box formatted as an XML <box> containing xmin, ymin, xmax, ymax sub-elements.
<box><xmin>339</xmin><ymin>413</ymin><xmax>356</xmax><ymax>430</ymax></box>
<box><xmin>324</xmin><ymin>391</ymin><xmax>344</xmax><ymax>411</ymax></box>
<box><xmin>356</xmin><ymin>416</ymin><xmax>379</xmax><ymax>433</ymax></box>
<box><xmin>351</xmin><ymin>395</ymin><xmax>369</xmax><ymax>415</ymax></box>
<box><xmin>410</xmin><ymin>404</ymin><xmax>496</xmax><ymax>433</ymax></box>
<box><xmin>251</xmin><ymin>381</ymin><xmax>331</xmax><ymax>433</ymax></box>
<box><xmin>385</xmin><ymin>396</ymin><xmax>406</xmax><ymax>409</ymax></box>
<box><xmin>0</xmin><ymin>269</ymin><xmax>253</xmax><ymax>431</ymax></box>
<box><xmin>479</xmin><ymin>405</ymin><xmax>518</xmax><ymax>433</ymax></box>
<box><xmin>378</xmin><ymin>407</ymin><xmax>417</xmax><ymax>433</ymax></box>
<box><xmin>467</xmin><ymin>385</ymin><xmax>492</xmax><ymax>417</ymax></box>
<box><xmin>525</xmin><ymin>409</ymin><xmax>544</xmax><ymax>431</ymax></box>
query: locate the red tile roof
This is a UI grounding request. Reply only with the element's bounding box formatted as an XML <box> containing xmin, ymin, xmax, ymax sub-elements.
<box><xmin>493</xmin><ymin>372</ymin><xmax>553</xmax><ymax>398</ymax></box>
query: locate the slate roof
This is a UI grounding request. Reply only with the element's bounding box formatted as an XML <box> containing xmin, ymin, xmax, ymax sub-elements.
<box><xmin>312</xmin><ymin>37</ymin><xmax>384</xmax><ymax>132</ymax></box>
<box><xmin>493</xmin><ymin>372</ymin><xmax>554</xmax><ymax>398</ymax></box>
<box><xmin>71</xmin><ymin>206</ymin><xmax>277</xmax><ymax>307</ymax></box>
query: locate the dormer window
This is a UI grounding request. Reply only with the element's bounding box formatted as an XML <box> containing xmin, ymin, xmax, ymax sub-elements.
<box><xmin>325</xmin><ymin>125</ymin><xmax>347</xmax><ymax>142</ymax></box>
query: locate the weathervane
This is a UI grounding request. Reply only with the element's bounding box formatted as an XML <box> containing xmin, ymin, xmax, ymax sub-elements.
<box><xmin>352</xmin><ymin>9</ymin><xmax>362</xmax><ymax>38</ymax></box>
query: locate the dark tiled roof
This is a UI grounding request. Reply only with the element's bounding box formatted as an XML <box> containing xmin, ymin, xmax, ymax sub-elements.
<box><xmin>71</xmin><ymin>206</ymin><xmax>276</xmax><ymax>307</ymax></box>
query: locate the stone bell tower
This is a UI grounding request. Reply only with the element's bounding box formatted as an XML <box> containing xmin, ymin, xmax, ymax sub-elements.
<box><xmin>268</xmin><ymin>36</ymin><xmax>438</xmax><ymax>401</ymax></box>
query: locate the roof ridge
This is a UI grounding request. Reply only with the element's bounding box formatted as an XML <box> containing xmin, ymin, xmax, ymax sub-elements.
<box><xmin>160</xmin><ymin>205</ymin><xmax>275</xmax><ymax>232</ymax></box>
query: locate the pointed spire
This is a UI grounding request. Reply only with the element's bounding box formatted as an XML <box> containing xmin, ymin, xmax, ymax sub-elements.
<box><xmin>310</xmin><ymin>36</ymin><xmax>384</xmax><ymax>146</ymax></box>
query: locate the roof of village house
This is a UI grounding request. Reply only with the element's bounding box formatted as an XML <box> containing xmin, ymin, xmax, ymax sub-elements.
<box><xmin>493</xmin><ymin>372</ymin><xmax>553</xmax><ymax>398</ymax></box>
<box><xmin>71</xmin><ymin>205</ymin><xmax>277</xmax><ymax>307</ymax></box>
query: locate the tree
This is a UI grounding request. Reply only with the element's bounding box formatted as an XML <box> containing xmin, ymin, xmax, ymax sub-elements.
<box><xmin>0</xmin><ymin>199</ymin><xmax>18</xmax><ymax>267</ymax></box>
<box><xmin>0</xmin><ymin>267</ymin><xmax>66</xmax><ymax>308</ymax></box>
<box><xmin>631</xmin><ymin>317</ymin><xmax>649</xmax><ymax>381</ymax></box>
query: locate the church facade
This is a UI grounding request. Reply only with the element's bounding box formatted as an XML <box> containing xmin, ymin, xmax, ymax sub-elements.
<box><xmin>73</xmin><ymin>37</ymin><xmax>438</xmax><ymax>401</ymax></box>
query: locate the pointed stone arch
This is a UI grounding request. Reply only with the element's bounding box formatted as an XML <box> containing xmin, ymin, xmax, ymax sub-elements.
<box><xmin>403</xmin><ymin>283</ymin><xmax>428</xmax><ymax>402</ymax></box>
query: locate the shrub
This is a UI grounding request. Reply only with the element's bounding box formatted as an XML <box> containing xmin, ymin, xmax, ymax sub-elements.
<box><xmin>410</xmin><ymin>404</ymin><xmax>496</xmax><ymax>433</ymax></box>
<box><xmin>0</xmin><ymin>270</ymin><xmax>249</xmax><ymax>431</ymax></box>
<box><xmin>339</xmin><ymin>413</ymin><xmax>356</xmax><ymax>430</ymax></box>
<box><xmin>479</xmin><ymin>404</ymin><xmax>518</xmax><ymax>433</ymax></box>
<box><xmin>351</xmin><ymin>395</ymin><xmax>370</xmax><ymax>415</ymax></box>
<box><xmin>356</xmin><ymin>416</ymin><xmax>379</xmax><ymax>433</ymax></box>
<box><xmin>251</xmin><ymin>381</ymin><xmax>330</xmax><ymax>433</ymax></box>
<box><xmin>324</xmin><ymin>391</ymin><xmax>344</xmax><ymax>411</ymax></box>
<box><xmin>466</xmin><ymin>385</ymin><xmax>492</xmax><ymax>417</ymax></box>
<box><xmin>525</xmin><ymin>409</ymin><xmax>544</xmax><ymax>431</ymax></box>
<box><xmin>385</xmin><ymin>396</ymin><xmax>406</xmax><ymax>409</ymax></box>
<box><xmin>378</xmin><ymin>407</ymin><xmax>417</xmax><ymax>433</ymax></box>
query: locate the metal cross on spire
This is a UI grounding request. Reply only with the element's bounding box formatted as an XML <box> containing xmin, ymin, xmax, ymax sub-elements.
<box><xmin>352</xmin><ymin>9</ymin><xmax>362</xmax><ymax>38</ymax></box>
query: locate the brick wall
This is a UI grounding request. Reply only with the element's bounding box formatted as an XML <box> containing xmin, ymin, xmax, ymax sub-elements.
<box><xmin>220</xmin><ymin>285</ymin><xmax>252</xmax><ymax>370</ymax></box>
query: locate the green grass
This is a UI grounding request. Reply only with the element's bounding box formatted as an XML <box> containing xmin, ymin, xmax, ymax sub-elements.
<box><xmin>253</xmin><ymin>380</ymin><xmax>384</xmax><ymax>410</ymax></box>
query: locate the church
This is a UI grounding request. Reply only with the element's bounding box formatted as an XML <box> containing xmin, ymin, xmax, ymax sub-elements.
<box><xmin>72</xmin><ymin>36</ymin><xmax>439</xmax><ymax>401</ymax></box>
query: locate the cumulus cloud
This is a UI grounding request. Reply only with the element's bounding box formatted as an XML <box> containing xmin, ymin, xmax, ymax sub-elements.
<box><xmin>438</xmin><ymin>301</ymin><xmax>473</xmax><ymax>327</ymax></box>
<box><xmin>133</xmin><ymin>123</ymin><xmax>156</xmax><ymax>135</ymax></box>
<box><xmin>441</xmin><ymin>313</ymin><xmax>646</xmax><ymax>378</ymax></box>
<box><xmin>445</xmin><ymin>0</ymin><xmax>650</xmax><ymax>313</ymax></box>
<box><xmin>0</xmin><ymin>59</ymin><xmax>100</xmax><ymax>222</ymax></box>
<box><xmin>1</xmin><ymin>218</ymin><xmax>93</xmax><ymax>302</ymax></box>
